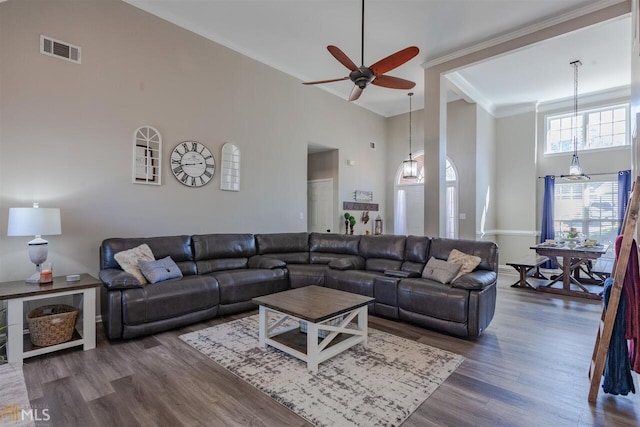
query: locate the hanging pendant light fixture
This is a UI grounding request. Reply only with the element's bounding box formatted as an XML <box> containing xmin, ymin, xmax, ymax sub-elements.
<box><xmin>564</xmin><ymin>60</ymin><xmax>590</xmax><ymax>181</ymax></box>
<box><xmin>402</xmin><ymin>92</ymin><xmax>418</xmax><ymax>178</ymax></box>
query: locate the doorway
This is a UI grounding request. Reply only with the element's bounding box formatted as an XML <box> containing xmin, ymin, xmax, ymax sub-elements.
<box><xmin>308</xmin><ymin>179</ymin><xmax>333</xmax><ymax>233</ymax></box>
<box><xmin>307</xmin><ymin>146</ymin><xmax>339</xmax><ymax>233</ymax></box>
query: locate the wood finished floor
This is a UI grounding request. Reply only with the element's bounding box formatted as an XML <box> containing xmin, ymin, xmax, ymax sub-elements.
<box><xmin>21</xmin><ymin>273</ymin><xmax>640</xmax><ymax>427</ymax></box>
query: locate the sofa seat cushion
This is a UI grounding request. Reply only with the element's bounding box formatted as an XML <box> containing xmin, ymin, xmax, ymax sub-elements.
<box><xmin>325</xmin><ymin>268</ymin><xmax>383</xmax><ymax>297</ymax></box>
<box><xmin>122</xmin><ymin>276</ymin><xmax>219</xmax><ymax>326</ymax></box>
<box><xmin>286</xmin><ymin>264</ymin><xmax>327</xmax><ymax>288</ymax></box>
<box><xmin>213</xmin><ymin>268</ymin><xmax>288</xmax><ymax>304</ymax></box>
<box><xmin>397</xmin><ymin>279</ymin><xmax>468</xmax><ymax>323</ymax></box>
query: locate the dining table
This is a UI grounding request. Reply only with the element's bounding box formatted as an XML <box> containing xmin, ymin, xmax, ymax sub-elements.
<box><xmin>530</xmin><ymin>242</ymin><xmax>610</xmax><ymax>300</ymax></box>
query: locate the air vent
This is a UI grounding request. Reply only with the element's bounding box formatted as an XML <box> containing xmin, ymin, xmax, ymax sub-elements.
<box><xmin>40</xmin><ymin>35</ymin><xmax>81</xmax><ymax>64</ymax></box>
<box><xmin>369</xmin><ymin>142</ymin><xmax>376</xmax><ymax>150</ymax></box>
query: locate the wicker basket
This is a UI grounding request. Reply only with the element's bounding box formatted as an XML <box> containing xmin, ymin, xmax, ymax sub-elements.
<box><xmin>26</xmin><ymin>304</ymin><xmax>78</xmax><ymax>347</ymax></box>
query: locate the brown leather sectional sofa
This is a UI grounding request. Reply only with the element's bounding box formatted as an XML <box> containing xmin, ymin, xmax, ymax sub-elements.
<box><xmin>99</xmin><ymin>232</ymin><xmax>498</xmax><ymax>340</ymax></box>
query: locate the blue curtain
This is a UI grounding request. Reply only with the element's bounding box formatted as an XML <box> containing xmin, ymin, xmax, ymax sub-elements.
<box><xmin>540</xmin><ymin>175</ymin><xmax>557</xmax><ymax>268</ymax></box>
<box><xmin>617</xmin><ymin>170</ymin><xmax>631</xmax><ymax>234</ymax></box>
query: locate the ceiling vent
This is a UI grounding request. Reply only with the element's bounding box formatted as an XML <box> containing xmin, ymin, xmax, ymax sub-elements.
<box><xmin>40</xmin><ymin>35</ymin><xmax>81</xmax><ymax>64</ymax></box>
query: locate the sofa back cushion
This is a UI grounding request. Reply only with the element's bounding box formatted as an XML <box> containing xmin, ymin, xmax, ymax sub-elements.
<box><xmin>100</xmin><ymin>235</ymin><xmax>196</xmax><ymax>276</ymax></box>
<box><xmin>309</xmin><ymin>233</ymin><xmax>360</xmax><ymax>264</ymax></box>
<box><xmin>359</xmin><ymin>235</ymin><xmax>406</xmax><ymax>272</ymax></box>
<box><xmin>255</xmin><ymin>232</ymin><xmax>310</xmax><ymax>264</ymax></box>
<box><xmin>192</xmin><ymin>234</ymin><xmax>256</xmax><ymax>274</ymax></box>
<box><xmin>401</xmin><ymin>235</ymin><xmax>431</xmax><ymax>275</ymax></box>
<box><xmin>429</xmin><ymin>238</ymin><xmax>498</xmax><ymax>272</ymax></box>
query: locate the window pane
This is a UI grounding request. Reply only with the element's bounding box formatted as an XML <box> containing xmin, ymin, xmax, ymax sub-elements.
<box><xmin>554</xmin><ymin>180</ymin><xmax>619</xmax><ymax>250</ymax></box>
<box><xmin>545</xmin><ymin>104</ymin><xmax>628</xmax><ymax>154</ymax></box>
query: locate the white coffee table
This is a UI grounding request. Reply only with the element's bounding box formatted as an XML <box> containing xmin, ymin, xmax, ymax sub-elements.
<box><xmin>252</xmin><ymin>286</ymin><xmax>374</xmax><ymax>373</ymax></box>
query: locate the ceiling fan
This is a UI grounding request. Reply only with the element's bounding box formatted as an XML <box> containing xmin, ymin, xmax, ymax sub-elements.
<box><xmin>303</xmin><ymin>0</ymin><xmax>419</xmax><ymax>101</ymax></box>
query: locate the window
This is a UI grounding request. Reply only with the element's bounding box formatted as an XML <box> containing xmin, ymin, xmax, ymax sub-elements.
<box><xmin>545</xmin><ymin>104</ymin><xmax>628</xmax><ymax>154</ymax></box>
<box><xmin>554</xmin><ymin>180</ymin><xmax>619</xmax><ymax>245</ymax></box>
<box><xmin>395</xmin><ymin>152</ymin><xmax>458</xmax><ymax>238</ymax></box>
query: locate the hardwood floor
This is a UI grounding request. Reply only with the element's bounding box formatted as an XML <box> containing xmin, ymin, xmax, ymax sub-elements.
<box><xmin>21</xmin><ymin>273</ymin><xmax>640</xmax><ymax>426</ymax></box>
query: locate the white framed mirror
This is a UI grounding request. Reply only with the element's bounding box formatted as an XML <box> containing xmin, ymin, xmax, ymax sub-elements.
<box><xmin>220</xmin><ymin>142</ymin><xmax>240</xmax><ymax>191</ymax></box>
<box><xmin>132</xmin><ymin>125</ymin><xmax>162</xmax><ymax>185</ymax></box>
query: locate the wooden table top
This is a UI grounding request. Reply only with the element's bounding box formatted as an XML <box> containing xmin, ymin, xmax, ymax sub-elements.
<box><xmin>530</xmin><ymin>243</ymin><xmax>610</xmax><ymax>256</ymax></box>
<box><xmin>0</xmin><ymin>273</ymin><xmax>101</xmax><ymax>300</ymax></box>
<box><xmin>252</xmin><ymin>286</ymin><xmax>375</xmax><ymax>323</ymax></box>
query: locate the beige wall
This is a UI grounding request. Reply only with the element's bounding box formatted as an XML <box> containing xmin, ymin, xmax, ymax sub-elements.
<box><xmin>0</xmin><ymin>0</ymin><xmax>387</xmax><ymax>283</ymax></box>
<box><xmin>475</xmin><ymin>105</ymin><xmax>497</xmax><ymax>241</ymax></box>
<box><xmin>495</xmin><ymin>111</ymin><xmax>538</xmax><ymax>264</ymax></box>
<box><xmin>446</xmin><ymin>100</ymin><xmax>477</xmax><ymax>239</ymax></box>
<box><xmin>422</xmin><ymin>1</ymin><xmax>631</xmax><ymax>239</ymax></box>
<box><xmin>384</xmin><ymin>107</ymin><xmax>425</xmax><ymax>234</ymax></box>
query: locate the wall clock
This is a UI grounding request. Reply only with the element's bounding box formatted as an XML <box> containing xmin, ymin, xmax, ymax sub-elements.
<box><xmin>170</xmin><ymin>141</ymin><xmax>215</xmax><ymax>187</ymax></box>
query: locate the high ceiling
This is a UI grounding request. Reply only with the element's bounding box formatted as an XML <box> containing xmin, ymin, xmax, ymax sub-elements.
<box><xmin>125</xmin><ymin>0</ymin><xmax>631</xmax><ymax>117</ymax></box>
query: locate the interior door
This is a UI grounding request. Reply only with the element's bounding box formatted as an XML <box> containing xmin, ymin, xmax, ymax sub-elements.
<box><xmin>308</xmin><ymin>179</ymin><xmax>333</xmax><ymax>233</ymax></box>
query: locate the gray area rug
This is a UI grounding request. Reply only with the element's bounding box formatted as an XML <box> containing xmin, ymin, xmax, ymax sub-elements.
<box><xmin>0</xmin><ymin>364</ymin><xmax>35</xmax><ymax>427</ymax></box>
<box><xmin>180</xmin><ymin>315</ymin><xmax>463</xmax><ymax>427</ymax></box>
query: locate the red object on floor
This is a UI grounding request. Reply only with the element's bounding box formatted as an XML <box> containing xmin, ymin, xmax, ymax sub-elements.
<box><xmin>616</xmin><ymin>235</ymin><xmax>640</xmax><ymax>373</ymax></box>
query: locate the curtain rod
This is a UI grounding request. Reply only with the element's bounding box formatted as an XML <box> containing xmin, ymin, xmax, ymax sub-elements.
<box><xmin>537</xmin><ymin>171</ymin><xmax>626</xmax><ymax>179</ymax></box>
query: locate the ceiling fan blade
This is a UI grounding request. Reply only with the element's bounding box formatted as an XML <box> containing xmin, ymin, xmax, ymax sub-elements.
<box><xmin>348</xmin><ymin>85</ymin><xmax>363</xmax><ymax>101</ymax></box>
<box><xmin>371</xmin><ymin>75</ymin><xmax>416</xmax><ymax>89</ymax></box>
<box><xmin>370</xmin><ymin>46</ymin><xmax>419</xmax><ymax>76</ymax></box>
<box><xmin>327</xmin><ymin>45</ymin><xmax>359</xmax><ymax>71</ymax></box>
<box><xmin>303</xmin><ymin>77</ymin><xmax>350</xmax><ymax>85</ymax></box>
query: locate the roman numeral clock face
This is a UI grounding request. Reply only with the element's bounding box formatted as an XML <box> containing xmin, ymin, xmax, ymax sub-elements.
<box><xmin>170</xmin><ymin>141</ymin><xmax>215</xmax><ymax>187</ymax></box>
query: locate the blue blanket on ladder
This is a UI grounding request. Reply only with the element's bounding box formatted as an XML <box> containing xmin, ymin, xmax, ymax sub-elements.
<box><xmin>602</xmin><ymin>277</ymin><xmax>636</xmax><ymax>395</ymax></box>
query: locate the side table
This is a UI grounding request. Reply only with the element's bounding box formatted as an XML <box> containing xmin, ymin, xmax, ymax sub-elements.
<box><xmin>0</xmin><ymin>274</ymin><xmax>101</xmax><ymax>367</ymax></box>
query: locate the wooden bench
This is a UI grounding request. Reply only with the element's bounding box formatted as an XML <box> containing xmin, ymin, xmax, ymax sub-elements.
<box><xmin>574</xmin><ymin>257</ymin><xmax>614</xmax><ymax>284</ymax></box>
<box><xmin>506</xmin><ymin>255</ymin><xmax>549</xmax><ymax>290</ymax></box>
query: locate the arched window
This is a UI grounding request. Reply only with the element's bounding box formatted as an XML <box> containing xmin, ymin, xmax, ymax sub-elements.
<box><xmin>395</xmin><ymin>152</ymin><xmax>458</xmax><ymax>238</ymax></box>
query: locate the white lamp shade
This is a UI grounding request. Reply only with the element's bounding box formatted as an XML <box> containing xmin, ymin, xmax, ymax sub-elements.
<box><xmin>7</xmin><ymin>207</ymin><xmax>61</xmax><ymax>236</ymax></box>
<box><xmin>402</xmin><ymin>159</ymin><xmax>418</xmax><ymax>178</ymax></box>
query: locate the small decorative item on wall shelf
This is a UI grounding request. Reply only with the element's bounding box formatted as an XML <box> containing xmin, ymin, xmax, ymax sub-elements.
<box><xmin>343</xmin><ymin>201</ymin><xmax>378</xmax><ymax>211</ymax></box>
<box><xmin>133</xmin><ymin>126</ymin><xmax>162</xmax><ymax>185</ymax></box>
<box><xmin>220</xmin><ymin>143</ymin><xmax>240</xmax><ymax>191</ymax></box>
<box><xmin>354</xmin><ymin>190</ymin><xmax>373</xmax><ymax>202</ymax></box>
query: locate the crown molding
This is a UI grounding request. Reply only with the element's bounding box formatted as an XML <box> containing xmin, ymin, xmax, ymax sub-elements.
<box><xmin>445</xmin><ymin>72</ymin><xmax>495</xmax><ymax>115</ymax></box>
<box><xmin>422</xmin><ymin>0</ymin><xmax>629</xmax><ymax>69</ymax></box>
<box><xmin>536</xmin><ymin>85</ymin><xmax>631</xmax><ymax>113</ymax></box>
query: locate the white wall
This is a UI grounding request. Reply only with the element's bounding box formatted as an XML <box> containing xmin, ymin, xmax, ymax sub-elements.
<box><xmin>0</xmin><ymin>0</ymin><xmax>387</xmax><ymax>283</ymax></box>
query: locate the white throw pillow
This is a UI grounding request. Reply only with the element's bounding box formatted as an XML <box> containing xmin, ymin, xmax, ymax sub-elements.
<box><xmin>114</xmin><ymin>243</ymin><xmax>155</xmax><ymax>284</ymax></box>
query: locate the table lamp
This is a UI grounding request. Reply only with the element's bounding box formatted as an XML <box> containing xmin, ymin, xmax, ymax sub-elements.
<box><xmin>7</xmin><ymin>202</ymin><xmax>62</xmax><ymax>283</ymax></box>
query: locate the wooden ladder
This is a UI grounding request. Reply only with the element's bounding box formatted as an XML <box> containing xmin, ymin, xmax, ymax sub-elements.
<box><xmin>588</xmin><ymin>175</ymin><xmax>640</xmax><ymax>403</ymax></box>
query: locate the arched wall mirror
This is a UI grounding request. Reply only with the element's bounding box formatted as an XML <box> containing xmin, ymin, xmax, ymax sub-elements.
<box><xmin>132</xmin><ymin>125</ymin><xmax>162</xmax><ymax>185</ymax></box>
<box><xmin>220</xmin><ymin>142</ymin><xmax>240</xmax><ymax>191</ymax></box>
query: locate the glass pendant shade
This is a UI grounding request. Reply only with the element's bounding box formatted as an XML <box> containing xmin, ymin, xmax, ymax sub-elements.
<box><xmin>402</xmin><ymin>157</ymin><xmax>418</xmax><ymax>178</ymax></box>
<box><xmin>569</xmin><ymin>153</ymin><xmax>583</xmax><ymax>176</ymax></box>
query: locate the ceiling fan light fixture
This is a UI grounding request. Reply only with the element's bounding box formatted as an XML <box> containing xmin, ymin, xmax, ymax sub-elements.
<box><xmin>402</xmin><ymin>92</ymin><xmax>418</xmax><ymax>179</ymax></box>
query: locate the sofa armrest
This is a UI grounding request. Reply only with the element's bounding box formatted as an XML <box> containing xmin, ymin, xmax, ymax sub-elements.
<box><xmin>248</xmin><ymin>255</ymin><xmax>286</xmax><ymax>269</ymax></box>
<box><xmin>328</xmin><ymin>255</ymin><xmax>365</xmax><ymax>271</ymax></box>
<box><xmin>384</xmin><ymin>270</ymin><xmax>420</xmax><ymax>278</ymax></box>
<box><xmin>452</xmin><ymin>270</ymin><xmax>497</xmax><ymax>290</ymax></box>
<box><xmin>99</xmin><ymin>268</ymin><xmax>143</xmax><ymax>290</ymax></box>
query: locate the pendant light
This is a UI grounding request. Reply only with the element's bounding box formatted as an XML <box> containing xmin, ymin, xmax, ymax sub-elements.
<box><xmin>402</xmin><ymin>92</ymin><xmax>418</xmax><ymax>178</ymax></box>
<box><xmin>564</xmin><ymin>60</ymin><xmax>590</xmax><ymax>181</ymax></box>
